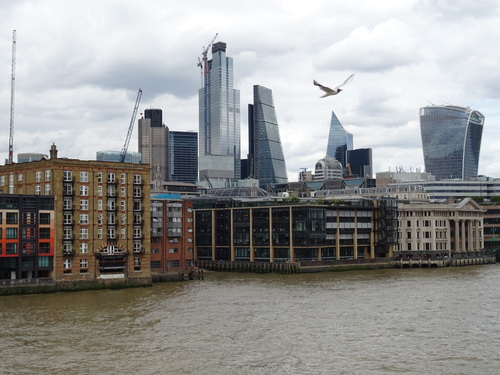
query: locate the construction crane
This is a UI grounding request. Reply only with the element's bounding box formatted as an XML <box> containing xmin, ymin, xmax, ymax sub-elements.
<box><xmin>119</xmin><ymin>88</ymin><xmax>142</xmax><ymax>163</ymax></box>
<box><xmin>197</xmin><ymin>33</ymin><xmax>218</xmax><ymax>87</ymax></box>
<box><xmin>8</xmin><ymin>30</ymin><xmax>16</xmax><ymax>164</ymax></box>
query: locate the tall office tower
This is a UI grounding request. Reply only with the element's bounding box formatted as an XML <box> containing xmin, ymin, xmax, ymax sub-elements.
<box><xmin>248</xmin><ymin>85</ymin><xmax>288</xmax><ymax>188</ymax></box>
<box><xmin>420</xmin><ymin>105</ymin><xmax>484</xmax><ymax>180</ymax></box>
<box><xmin>325</xmin><ymin>111</ymin><xmax>353</xmax><ymax>170</ymax></box>
<box><xmin>138</xmin><ymin>109</ymin><xmax>169</xmax><ymax>181</ymax></box>
<box><xmin>346</xmin><ymin>148</ymin><xmax>373</xmax><ymax>178</ymax></box>
<box><xmin>168</xmin><ymin>131</ymin><xmax>198</xmax><ymax>184</ymax></box>
<box><xmin>198</xmin><ymin>41</ymin><xmax>240</xmax><ymax>188</ymax></box>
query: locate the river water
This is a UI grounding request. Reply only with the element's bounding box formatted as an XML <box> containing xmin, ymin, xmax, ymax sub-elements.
<box><xmin>1</xmin><ymin>265</ymin><xmax>499</xmax><ymax>375</ymax></box>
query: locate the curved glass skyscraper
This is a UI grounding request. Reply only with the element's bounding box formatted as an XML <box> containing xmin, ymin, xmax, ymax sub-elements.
<box><xmin>420</xmin><ymin>105</ymin><xmax>484</xmax><ymax>180</ymax></box>
<box><xmin>248</xmin><ymin>85</ymin><xmax>288</xmax><ymax>188</ymax></box>
<box><xmin>326</xmin><ymin>111</ymin><xmax>353</xmax><ymax>169</ymax></box>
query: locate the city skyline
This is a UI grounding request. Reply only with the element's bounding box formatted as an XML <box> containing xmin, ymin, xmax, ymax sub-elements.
<box><xmin>1</xmin><ymin>1</ymin><xmax>500</xmax><ymax>180</ymax></box>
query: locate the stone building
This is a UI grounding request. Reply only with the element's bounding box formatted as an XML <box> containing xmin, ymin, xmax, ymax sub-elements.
<box><xmin>396</xmin><ymin>198</ymin><xmax>484</xmax><ymax>259</ymax></box>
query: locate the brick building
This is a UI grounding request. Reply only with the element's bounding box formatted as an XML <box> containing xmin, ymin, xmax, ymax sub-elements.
<box><xmin>0</xmin><ymin>144</ymin><xmax>151</xmax><ymax>285</ymax></box>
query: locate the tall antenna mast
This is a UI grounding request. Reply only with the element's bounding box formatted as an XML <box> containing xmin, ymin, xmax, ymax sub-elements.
<box><xmin>8</xmin><ymin>30</ymin><xmax>16</xmax><ymax>164</ymax></box>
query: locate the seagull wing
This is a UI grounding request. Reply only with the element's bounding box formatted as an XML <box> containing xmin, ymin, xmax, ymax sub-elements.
<box><xmin>313</xmin><ymin>80</ymin><xmax>334</xmax><ymax>94</ymax></box>
<box><xmin>335</xmin><ymin>73</ymin><xmax>355</xmax><ymax>89</ymax></box>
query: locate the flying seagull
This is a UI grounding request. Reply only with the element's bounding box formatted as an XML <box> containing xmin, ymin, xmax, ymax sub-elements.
<box><xmin>313</xmin><ymin>74</ymin><xmax>355</xmax><ymax>98</ymax></box>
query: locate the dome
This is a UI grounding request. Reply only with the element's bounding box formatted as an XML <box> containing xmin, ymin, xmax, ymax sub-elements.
<box><xmin>207</xmin><ymin>186</ymin><xmax>270</xmax><ymax>197</ymax></box>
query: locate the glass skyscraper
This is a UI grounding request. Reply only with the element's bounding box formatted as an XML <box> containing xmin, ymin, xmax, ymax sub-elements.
<box><xmin>248</xmin><ymin>85</ymin><xmax>288</xmax><ymax>188</ymax></box>
<box><xmin>169</xmin><ymin>131</ymin><xmax>198</xmax><ymax>184</ymax></box>
<box><xmin>420</xmin><ymin>105</ymin><xmax>484</xmax><ymax>180</ymax></box>
<box><xmin>326</xmin><ymin>111</ymin><xmax>353</xmax><ymax>169</ymax></box>
<box><xmin>198</xmin><ymin>41</ymin><xmax>240</xmax><ymax>188</ymax></box>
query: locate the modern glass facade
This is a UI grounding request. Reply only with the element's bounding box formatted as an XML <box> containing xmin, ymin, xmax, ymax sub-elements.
<box><xmin>346</xmin><ymin>148</ymin><xmax>372</xmax><ymax>178</ymax></box>
<box><xmin>248</xmin><ymin>85</ymin><xmax>288</xmax><ymax>189</ymax></box>
<box><xmin>420</xmin><ymin>105</ymin><xmax>484</xmax><ymax>180</ymax></box>
<box><xmin>198</xmin><ymin>42</ymin><xmax>240</xmax><ymax>187</ymax></box>
<box><xmin>325</xmin><ymin>111</ymin><xmax>353</xmax><ymax>170</ymax></box>
<box><xmin>168</xmin><ymin>131</ymin><xmax>198</xmax><ymax>184</ymax></box>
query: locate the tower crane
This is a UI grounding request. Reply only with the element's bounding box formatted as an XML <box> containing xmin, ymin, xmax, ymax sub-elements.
<box><xmin>8</xmin><ymin>30</ymin><xmax>16</xmax><ymax>164</ymax></box>
<box><xmin>197</xmin><ymin>33</ymin><xmax>218</xmax><ymax>87</ymax></box>
<box><xmin>119</xmin><ymin>88</ymin><xmax>142</xmax><ymax>163</ymax></box>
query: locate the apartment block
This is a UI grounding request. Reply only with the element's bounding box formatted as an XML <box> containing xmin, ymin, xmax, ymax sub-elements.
<box><xmin>0</xmin><ymin>195</ymin><xmax>55</xmax><ymax>280</ymax></box>
<box><xmin>0</xmin><ymin>144</ymin><xmax>151</xmax><ymax>284</ymax></box>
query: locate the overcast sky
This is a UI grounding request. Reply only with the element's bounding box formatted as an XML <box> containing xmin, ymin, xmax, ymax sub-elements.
<box><xmin>1</xmin><ymin>0</ymin><xmax>500</xmax><ymax>181</ymax></box>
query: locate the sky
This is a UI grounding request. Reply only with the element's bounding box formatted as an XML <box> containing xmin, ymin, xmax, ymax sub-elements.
<box><xmin>1</xmin><ymin>0</ymin><xmax>500</xmax><ymax>181</ymax></box>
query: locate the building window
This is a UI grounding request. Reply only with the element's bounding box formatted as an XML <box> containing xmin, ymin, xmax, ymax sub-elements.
<box><xmin>108</xmin><ymin>213</ymin><xmax>115</xmax><ymax>225</ymax></box>
<box><xmin>120</xmin><ymin>200</ymin><xmax>126</xmax><ymax>211</ymax></box>
<box><xmin>133</xmin><ymin>174</ymin><xmax>141</xmax><ymax>184</ymax></box>
<box><xmin>121</xmin><ymin>186</ymin><xmax>126</xmax><ymax>197</ymax></box>
<box><xmin>63</xmin><ymin>259</ymin><xmax>72</xmax><ymax>273</ymax></box>
<box><xmin>80</xmin><ymin>258</ymin><xmax>88</xmax><ymax>272</ymax></box>
<box><xmin>97</xmin><ymin>185</ymin><xmax>103</xmax><ymax>196</ymax></box>
<box><xmin>187</xmin><ymin>237</ymin><xmax>193</xmax><ymax>243</ymax></box>
<box><xmin>134</xmin><ymin>228</ymin><xmax>142</xmax><ymax>239</ymax></box>
<box><xmin>169</xmin><ymin>248</ymin><xmax>178</xmax><ymax>254</ymax></box>
<box><xmin>97</xmin><ymin>227</ymin><xmax>103</xmax><ymax>239</ymax></box>
<box><xmin>108</xmin><ymin>173</ymin><xmax>115</xmax><ymax>183</ymax></box>
<box><xmin>80</xmin><ymin>185</ymin><xmax>89</xmax><ymax>196</ymax></box>
<box><xmin>0</xmin><ymin>175</ymin><xmax>4</xmax><ymax>186</ymax></box>
<box><xmin>63</xmin><ymin>213</ymin><xmax>72</xmax><ymax>225</ymax></box>
<box><xmin>151</xmin><ymin>248</ymin><xmax>159</xmax><ymax>254</ymax></box>
<box><xmin>35</xmin><ymin>185</ymin><xmax>41</xmax><ymax>195</ymax></box>
<box><xmin>39</xmin><ymin>228</ymin><xmax>50</xmax><ymax>239</ymax></box>
<box><xmin>120</xmin><ymin>214</ymin><xmax>126</xmax><ymax>225</ymax></box>
<box><xmin>133</xmin><ymin>187</ymin><xmax>142</xmax><ymax>197</ymax></box>
<box><xmin>63</xmin><ymin>170</ymin><xmax>72</xmax><ymax>182</ymax></box>
<box><xmin>107</xmin><ymin>185</ymin><xmax>115</xmax><ymax>197</ymax></box>
<box><xmin>151</xmin><ymin>260</ymin><xmax>161</xmax><ymax>269</ymax></box>
<box><xmin>36</xmin><ymin>171</ymin><xmax>42</xmax><ymax>182</ymax></box>
<box><xmin>18</xmin><ymin>173</ymin><xmax>23</xmax><ymax>181</ymax></box>
<box><xmin>120</xmin><ymin>228</ymin><xmax>126</xmax><ymax>239</ymax></box>
<box><xmin>63</xmin><ymin>242</ymin><xmax>72</xmax><ymax>252</ymax></box>
<box><xmin>63</xmin><ymin>228</ymin><xmax>72</xmax><ymax>240</ymax></box>
<box><xmin>120</xmin><ymin>173</ymin><xmax>126</xmax><ymax>184</ymax></box>
<box><xmin>6</xmin><ymin>243</ymin><xmax>17</xmax><ymax>254</ymax></box>
<box><xmin>80</xmin><ymin>228</ymin><xmax>88</xmax><ymax>240</ymax></box>
<box><xmin>45</xmin><ymin>170</ymin><xmax>51</xmax><ymax>181</ymax></box>
<box><xmin>80</xmin><ymin>214</ymin><xmax>89</xmax><ymax>225</ymax></box>
<box><xmin>97</xmin><ymin>199</ymin><xmax>103</xmax><ymax>211</ymax></box>
<box><xmin>187</xmin><ymin>217</ymin><xmax>193</xmax><ymax>223</ymax></box>
<box><xmin>6</xmin><ymin>212</ymin><xmax>18</xmax><ymax>224</ymax></box>
<box><xmin>80</xmin><ymin>242</ymin><xmax>88</xmax><ymax>254</ymax></box>
<box><xmin>97</xmin><ymin>214</ymin><xmax>103</xmax><ymax>225</ymax></box>
<box><xmin>168</xmin><ymin>260</ymin><xmax>180</xmax><ymax>268</ymax></box>
<box><xmin>108</xmin><ymin>227</ymin><xmax>115</xmax><ymax>239</ymax></box>
<box><xmin>134</xmin><ymin>257</ymin><xmax>141</xmax><ymax>270</ymax></box>
<box><xmin>133</xmin><ymin>241</ymin><xmax>142</xmax><ymax>253</ymax></box>
<box><xmin>6</xmin><ymin>228</ymin><xmax>18</xmax><ymax>239</ymax></box>
<box><xmin>63</xmin><ymin>184</ymin><xmax>72</xmax><ymax>195</ymax></box>
<box><xmin>40</xmin><ymin>212</ymin><xmax>51</xmax><ymax>225</ymax></box>
<box><xmin>63</xmin><ymin>199</ymin><xmax>72</xmax><ymax>210</ymax></box>
<box><xmin>39</xmin><ymin>243</ymin><xmax>50</xmax><ymax>254</ymax></box>
<box><xmin>80</xmin><ymin>200</ymin><xmax>89</xmax><ymax>210</ymax></box>
<box><xmin>45</xmin><ymin>184</ymin><xmax>51</xmax><ymax>195</ymax></box>
<box><xmin>80</xmin><ymin>171</ymin><xmax>89</xmax><ymax>183</ymax></box>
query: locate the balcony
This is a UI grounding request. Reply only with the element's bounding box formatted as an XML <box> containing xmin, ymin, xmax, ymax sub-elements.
<box><xmin>62</xmin><ymin>249</ymin><xmax>75</xmax><ymax>256</ymax></box>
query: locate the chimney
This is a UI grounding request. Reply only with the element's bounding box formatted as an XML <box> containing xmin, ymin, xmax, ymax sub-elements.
<box><xmin>49</xmin><ymin>143</ymin><xmax>58</xmax><ymax>159</ymax></box>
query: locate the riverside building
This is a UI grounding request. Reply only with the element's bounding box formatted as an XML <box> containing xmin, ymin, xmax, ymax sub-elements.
<box><xmin>193</xmin><ymin>198</ymin><xmax>398</xmax><ymax>262</ymax></box>
<box><xmin>0</xmin><ymin>195</ymin><xmax>55</xmax><ymax>280</ymax></box>
<box><xmin>0</xmin><ymin>144</ymin><xmax>151</xmax><ymax>285</ymax></box>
